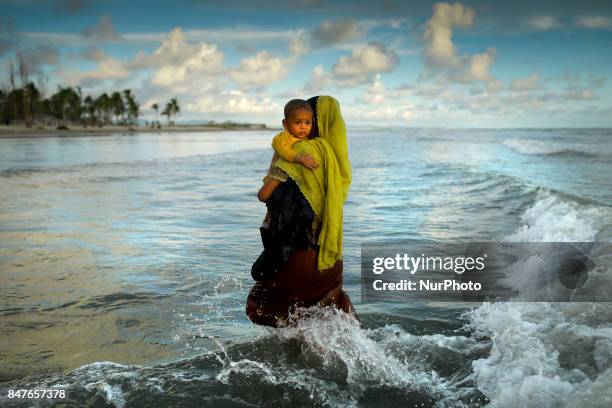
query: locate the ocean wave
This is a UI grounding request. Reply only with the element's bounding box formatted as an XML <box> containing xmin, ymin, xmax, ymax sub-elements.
<box><xmin>20</xmin><ymin>308</ymin><xmax>486</xmax><ymax>407</ymax></box>
<box><xmin>267</xmin><ymin>307</ymin><xmax>484</xmax><ymax>406</ymax></box>
<box><xmin>503</xmin><ymin>138</ymin><xmax>606</xmax><ymax>157</ymax></box>
<box><xmin>464</xmin><ymin>189</ymin><xmax>612</xmax><ymax>407</ymax></box>
<box><xmin>506</xmin><ymin>190</ymin><xmax>610</xmax><ymax>242</ymax></box>
<box><xmin>465</xmin><ymin>302</ymin><xmax>612</xmax><ymax>408</ymax></box>
<box><xmin>0</xmin><ymin>147</ymin><xmax>269</xmax><ymax>179</ymax></box>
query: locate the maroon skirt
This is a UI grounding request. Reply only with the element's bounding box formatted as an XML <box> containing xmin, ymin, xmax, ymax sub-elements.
<box><xmin>246</xmin><ymin>249</ymin><xmax>355</xmax><ymax>327</ymax></box>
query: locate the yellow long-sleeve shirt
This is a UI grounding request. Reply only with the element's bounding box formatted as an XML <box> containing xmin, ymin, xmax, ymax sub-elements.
<box><xmin>271</xmin><ymin>131</ymin><xmax>304</xmax><ymax>163</ymax></box>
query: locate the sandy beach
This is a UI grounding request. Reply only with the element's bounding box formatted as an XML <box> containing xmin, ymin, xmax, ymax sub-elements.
<box><xmin>0</xmin><ymin>123</ymin><xmax>271</xmax><ymax>138</ymax></box>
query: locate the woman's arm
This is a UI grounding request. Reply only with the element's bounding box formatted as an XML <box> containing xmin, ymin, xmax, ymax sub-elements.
<box><xmin>258</xmin><ymin>178</ymin><xmax>281</xmax><ymax>202</ymax></box>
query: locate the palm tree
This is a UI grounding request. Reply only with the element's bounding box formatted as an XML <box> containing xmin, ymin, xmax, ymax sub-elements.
<box><xmin>162</xmin><ymin>98</ymin><xmax>180</xmax><ymax>125</ymax></box>
<box><xmin>83</xmin><ymin>95</ymin><xmax>96</xmax><ymax>125</ymax></box>
<box><xmin>123</xmin><ymin>89</ymin><xmax>139</xmax><ymax>126</ymax></box>
<box><xmin>162</xmin><ymin>101</ymin><xmax>172</xmax><ymax>125</ymax></box>
<box><xmin>95</xmin><ymin>93</ymin><xmax>111</xmax><ymax>125</ymax></box>
<box><xmin>110</xmin><ymin>92</ymin><xmax>124</xmax><ymax>124</ymax></box>
<box><xmin>50</xmin><ymin>86</ymin><xmax>81</xmax><ymax>125</ymax></box>
<box><xmin>0</xmin><ymin>89</ymin><xmax>8</xmax><ymax>125</ymax></box>
<box><xmin>23</xmin><ymin>82</ymin><xmax>40</xmax><ymax>125</ymax></box>
<box><xmin>151</xmin><ymin>103</ymin><xmax>159</xmax><ymax>127</ymax></box>
<box><xmin>170</xmin><ymin>98</ymin><xmax>180</xmax><ymax>122</ymax></box>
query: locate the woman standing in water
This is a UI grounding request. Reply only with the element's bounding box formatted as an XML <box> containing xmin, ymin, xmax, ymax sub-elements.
<box><xmin>247</xmin><ymin>95</ymin><xmax>356</xmax><ymax>327</ymax></box>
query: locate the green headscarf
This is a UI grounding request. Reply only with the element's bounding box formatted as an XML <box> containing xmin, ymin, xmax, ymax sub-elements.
<box><xmin>276</xmin><ymin>96</ymin><xmax>351</xmax><ymax>271</ymax></box>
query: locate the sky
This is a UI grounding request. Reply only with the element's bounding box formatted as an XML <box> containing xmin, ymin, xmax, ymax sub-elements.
<box><xmin>1</xmin><ymin>0</ymin><xmax>611</xmax><ymax>128</ymax></box>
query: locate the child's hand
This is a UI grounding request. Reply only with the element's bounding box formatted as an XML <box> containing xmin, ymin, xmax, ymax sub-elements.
<box><xmin>299</xmin><ymin>154</ymin><xmax>319</xmax><ymax>170</ymax></box>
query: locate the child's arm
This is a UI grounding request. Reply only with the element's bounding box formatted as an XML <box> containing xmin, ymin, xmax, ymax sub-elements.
<box><xmin>258</xmin><ymin>177</ymin><xmax>281</xmax><ymax>202</ymax></box>
<box><xmin>298</xmin><ymin>154</ymin><xmax>318</xmax><ymax>169</ymax></box>
<box><xmin>272</xmin><ymin>133</ymin><xmax>318</xmax><ymax>169</ymax></box>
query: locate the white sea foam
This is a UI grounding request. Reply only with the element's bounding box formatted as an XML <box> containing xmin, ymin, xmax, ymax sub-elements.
<box><xmin>465</xmin><ymin>303</ymin><xmax>612</xmax><ymax>408</ymax></box>
<box><xmin>100</xmin><ymin>383</ymin><xmax>126</xmax><ymax>408</ymax></box>
<box><xmin>276</xmin><ymin>308</ymin><xmax>474</xmax><ymax>407</ymax></box>
<box><xmin>506</xmin><ymin>191</ymin><xmax>607</xmax><ymax>242</ymax></box>
<box><xmin>34</xmin><ymin>362</ymin><xmax>140</xmax><ymax>408</ymax></box>
<box><xmin>215</xmin><ymin>308</ymin><xmax>479</xmax><ymax>407</ymax></box>
<box><xmin>465</xmin><ymin>190</ymin><xmax>612</xmax><ymax>407</ymax></box>
<box><xmin>503</xmin><ymin>138</ymin><xmax>604</xmax><ymax>157</ymax></box>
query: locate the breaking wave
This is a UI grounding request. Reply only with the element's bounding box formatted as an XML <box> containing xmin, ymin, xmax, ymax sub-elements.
<box><xmin>465</xmin><ymin>188</ymin><xmax>612</xmax><ymax>407</ymax></box>
<box><xmin>503</xmin><ymin>139</ymin><xmax>608</xmax><ymax>157</ymax></box>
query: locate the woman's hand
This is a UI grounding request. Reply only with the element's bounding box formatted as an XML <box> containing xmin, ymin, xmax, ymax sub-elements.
<box><xmin>258</xmin><ymin>178</ymin><xmax>281</xmax><ymax>202</ymax></box>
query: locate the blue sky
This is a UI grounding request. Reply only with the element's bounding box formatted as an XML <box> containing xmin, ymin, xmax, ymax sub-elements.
<box><xmin>1</xmin><ymin>0</ymin><xmax>611</xmax><ymax>127</ymax></box>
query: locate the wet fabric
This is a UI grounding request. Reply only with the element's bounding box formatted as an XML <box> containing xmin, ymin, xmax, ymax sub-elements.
<box><xmin>312</xmin><ymin>96</ymin><xmax>351</xmax><ymax>201</ymax></box>
<box><xmin>277</xmin><ymin>138</ymin><xmax>344</xmax><ymax>270</ymax></box>
<box><xmin>247</xmin><ymin>95</ymin><xmax>355</xmax><ymax>328</ymax></box>
<box><xmin>251</xmin><ymin>178</ymin><xmax>314</xmax><ymax>281</ymax></box>
<box><xmin>247</xmin><ymin>249</ymin><xmax>355</xmax><ymax>327</ymax></box>
<box><xmin>275</xmin><ymin>96</ymin><xmax>350</xmax><ymax>271</ymax></box>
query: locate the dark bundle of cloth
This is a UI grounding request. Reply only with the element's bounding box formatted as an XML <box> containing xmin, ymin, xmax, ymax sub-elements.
<box><xmin>251</xmin><ymin>178</ymin><xmax>315</xmax><ymax>281</ymax></box>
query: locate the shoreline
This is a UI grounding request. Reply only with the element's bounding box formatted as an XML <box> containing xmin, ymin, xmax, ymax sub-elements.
<box><xmin>0</xmin><ymin>124</ymin><xmax>273</xmax><ymax>138</ymax></box>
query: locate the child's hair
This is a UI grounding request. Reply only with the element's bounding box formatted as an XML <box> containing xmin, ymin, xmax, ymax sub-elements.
<box><xmin>284</xmin><ymin>99</ymin><xmax>313</xmax><ymax>119</ymax></box>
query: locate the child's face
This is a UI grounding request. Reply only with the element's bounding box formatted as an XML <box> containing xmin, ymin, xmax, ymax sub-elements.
<box><xmin>283</xmin><ymin>108</ymin><xmax>313</xmax><ymax>140</ymax></box>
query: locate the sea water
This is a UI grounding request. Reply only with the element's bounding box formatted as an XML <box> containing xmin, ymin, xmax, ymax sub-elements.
<box><xmin>0</xmin><ymin>128</ymin><xmax>611</xmax><ymax>407</ymax></box>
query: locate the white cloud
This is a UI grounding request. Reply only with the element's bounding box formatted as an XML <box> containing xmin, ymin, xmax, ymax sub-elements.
<box><xmin>423</xmin><ymin>2</ymin><xmax>475</xmax><ymax>67</ymax></box>
<box><xmin>486</xmin><ymin>78</ymin><xmax>504</xmax><ymax>94</ymax></box>
<box><xmin>511</xmin><ymin>73</ymin><xmax>540</xmax><ymax>91</ymax></box>
<box><xmin>82</xmin><ymin>57</ymin><xmax>129</xmax><ymax>79</ymax></box>
<box><xmin>311</xmin><ymin>19</ymin><xmax>362</xmax><ymax>46</ymax></box>
<box><xmin>562</xmin><ymin>89</ymin><xmax>596</xmax><ymax>100</ymax></box>
<box><xmin>152</xmin><ymin>43</ymin><xmax>223</xmax><ymax>89</ymax></box>
<box><xmin>331</xmin><ymin>42</ymin><xmax>398</xmax><ymax>85</ymax></box>
<box><xmin>574</xmin><ymin>16</ymin><xmax>612</xmax><ymax>29</ymax></box>
<box><xmin>126</xmin><ymin>28</ymin><xmax>224</xmax><ymax>92</ymax></box>
<box><xmin>558</xmin><ymin>72</ymin><xmax>607</xmax><ymax>90</ymax></box>
<box><xmin>81</xmin><ymin>46</ymin><xmax>106</xmax><ymax>62</ymax></box>
<box><xmin>303</xmin><ymin>64</ymin><xmax>332</xmax><ymax>93</ymax></box>
<box><xmin>230</xmin><ymin>50</ymin><xmax>290</xmax><ymax>89</ymax></box>
<box><xmin>360</xmin><ymin>17</ymin><xmax>408</xmax><ymax>31</ymax></box>
<box><xmin>185</xmin><ymin>90</ymin><xmax>281</xmax><ymax>115</ymax></box>
<box><xmin>348</xmin><ymin>103</ymin><xmax>413</xmax><ymax>122</ymax></box>
<box><xmin>59</xmin><ymin>55</ymin><xmax>129</xmax><ymax>87</ymax></box>
<box><xmin>407</xmin><ymin>80</ymin><xmax>600</xmax><ymax>121</ymax></box>
<box><xmin>23</xmin><ymin>27</ymin><xmax>300</xmax><ymax>49</ymax></box>
<box><xmin>153</xmin><ymin>28</ymin><xmax>222</xmax><ymax>69</ymax></box>
<box><xmin>361</xmin><ymin>74</ymin><xmax>386</xmax><ymax>104</ymax></box>
<box><xmin>525</xmin><ymin>16</ymin><xmax>562</xmax><ymax>31</ymax></box>
<box><xmin>466</xmin><ymin>48</ymin><xmax>495</xmax><ymax>81</ymax></box>
<box><xmin>289</xmin><ymin>30</ymin><xmax>310</xmax><ymax>57</ymax></box>
<box><xmin>130</xmin><ymin>27</ymin><xmax>302</xmax><ymax>92</ymax></box>
<box><xmin>130</xmin><ymin>28</ymin><xmax>298</xmax><ymax>91</ymax></box>
<box><xmin>350</xmin><ymin>76</ymin><xmax>416</xmax><ymax>122</ymax></box>
<box><xmin>182</xmin><ymin>28</ymin><xmax>299</xmax><ymax>44</ymax></box>
<box><xmin>67</xmin><ymin>25</ymin><xmax>301</xmax><ymax>119</ymax></box>
<box><xmin>421</xmin><ymin>2</ymin><xmax>497</xmax><ymax>86</ymax></box>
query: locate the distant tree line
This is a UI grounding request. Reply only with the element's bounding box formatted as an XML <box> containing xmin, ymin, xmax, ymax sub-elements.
<box><xmin>150</xmin><ymin>98</ymin><xmax>180</xmax><ymax>127</ymax></box>
<box><xmin>0</xmin><ymin>55</ymin><xmax>180</xmax><ymax>128</ymax></box>
<box><xmin>0</xmin><ymin>82</ymin><xmax>141</xmax><ymax>128</ymax></box>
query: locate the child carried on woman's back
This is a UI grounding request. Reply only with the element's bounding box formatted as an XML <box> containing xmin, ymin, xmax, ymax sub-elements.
<box><xmin>267</xmin><ymin>99</ymin><xmax>318</xmax><ymax>175</ymax></box>
<box><xmin>260</xmin><ymin>99</ymin><xmax>319</xmax><ymax>226</ymax></box>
